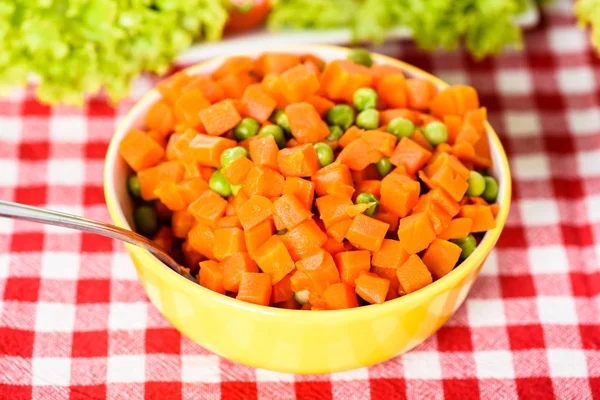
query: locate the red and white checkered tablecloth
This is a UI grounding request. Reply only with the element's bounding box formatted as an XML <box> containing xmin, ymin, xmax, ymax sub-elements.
<box><xmin>1</xmin><ymin>2</ymin><xmax>599</xmax><ymax>399</ymax></box>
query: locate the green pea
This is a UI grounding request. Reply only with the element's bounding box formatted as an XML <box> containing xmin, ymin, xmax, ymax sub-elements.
<box><xmin>482</xmin><ymin>176</ymin><xmax>499</xmax><ymax>203</ymax></box>
<box><xmin>465</xmin><ymin>171</ymin><xmax>486</xmax><ymax>197</ymax></box>
<box><xmin>423</xmin><ymin>121</ymin><xmax>449</xmax><ymax>146</ymax></box>
<box><xmin>127</xmin><ymin>175</ymin><xmax>141</xmax><ymax>198</ymax></box>
<box><xmin>134</xmin><ymin>204</ymin><xmax>158</xmax><ymax>237</ymax></box>
<box><xmin>209</xmin><ymin>170</ymin><xmax>232</xmax><ymax>197</ymax></box>
<box><xmin>327</xmin><ymin>125</ymin><xmax>344</xmax><ymax>141</ymax></box>
<box><xmin>348</xmin><ymin>48</ymin><xmax>373</xmax><ymax>67</ymax></box>
<box><xmin>233</xmin><ymin>117</ymin><xmax>260</xmax><ymax>141</ymax></box>
<box><xmin>387</xmin><ymin>117</ymin><xmax>415</xmax><ymax>139</ymax></box>
<box><xmin>376</xmin><ymin>156</ymin><xmax>392</xmax><ymax>177</ymax></box>
<box><xmin>451</xmin><ymin>234</ymin><xmax>477</xmax><ymax>261</ymax></box>
<box><xmin>353</xmin><ymin>88</ymin><xmax>378</xmax><ymax>112</ymax></box>
<box><xmin>270</xmin><ymin>109</ymin><xmax>291</xmax><ymax>134</ymax></box>
<box><xmin>325</xmin><ymin>105</ymin><xmax>354</xmax><ymax>130</ymax></box>
<box><xmin>259</xmin><ymin>124</ymin><xmax>286</xmax><ymax>149</ymax></box>
<box><xmin>356</xmin><ymin>109</ymin><xmax>379</xmax><ymax>130</ymax></box>
<box><xmin>220</xmin><ymin>146</ymin><xmax>249</xmax><ymax>168</ymax></box>
<box><xmin>231</xmin><ymin>184</ymin><xmax>242</xmax><ymax>196</ymax></box>
<box><xmin>355</xmin><ymin>192</ymin><xmax>380</xmax><ymax>217</ymax></box>
<box><xmin>313</xmin><ymin>142</ymin><xmax>334</xmax><ymax>167</ymax></box>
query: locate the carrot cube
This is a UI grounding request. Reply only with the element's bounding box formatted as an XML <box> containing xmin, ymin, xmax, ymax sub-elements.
<box><xmin>119</xmin><ymin>129</ymin><xmax>165</xmax><ymax>172</ymax></box>
<box><xmin>322</xmin><ymin>283</ymin><xmax>359</xmax><ymax>310</ymax></box>
<box><xmin>345</xmin><ymin>213</ymin><xmax>389</xmax><ymax>252</ymax></box>
<box><xmin>184</xmin><ymin>133</ymin><xmax>236</xmax><ymax>168</ymax></box>
<box><xmin>198</xmin><ymin>99</ymin><xmax>242</xmax><ymax>136</ymax></box>
<box><xmin>222</xmin><ymin>252</ymin><xmax>259</xmax><ymax>292</ymax></box>
<box><xmin>285</xmin><ymin>102</ymin><xmax>329</xmax><ymax>144</ymax></box>
<box><xmin>279</xmin><ymin>64</ymin><xmax>320</xmax><ymax>103</ymax></box>
<box><xmin>375</xmin><ymin>208</ymin><xmax>399</xmax><ymax>232</ymax></box>
<box><xmin>282</xmin><ymin>177</ymin><xmax>315</xmax><ymax>210</ymax></box>
<box><xmin>145</xmin><ymin>99</ymin><xmax>175</xmax><ymax>135</ymax></box>
<box><xmin>355</xmin><ymin>272</ymin><xmax>390</xmax><ymax>304</ymax></box>
<box><xmin>361</xmin><ymin>130</ymin><xmax>397</xmax><ymax>156</ymax></box>
<box><xmin>236</xmin><ymin>195</ymin><xmax>272</xmax><ymax>230</ymax></box>
<box><xmin>326</xmin><ymin>219</ymin><xmax>352</xmax><ymax>243</ymax></box>
<box><xmin>376</xmin><ymin>73</ymin><xmax>408</xmax><ymax>108</ymax></box>
<box><xmin>339</xmin><ymin>126</ymin><xmax>364</xmax><ymax>148</ymax></box>
<box><xmin>174</xmin><ymin>89</ymin><xmax>211</xmax><ymax>130</ymax></box>
<box><xmin>215</xmin><ymin>215</ymin><xmax>242</xmax><ymax>229</ymax></box>
<box><xmin>244</xmin><ymin>219</ymin><xmax>274</xmax><ymax>259</ymax></box>
<box><xmin>199</xmin><ymin>260</ymin><xmax>225</xmax><ymax>294</ymax></box>
<box><xmin>396</xmin><ymin>255</ymin><xmax>432</xmax><ymax>294</ymax></box>
<box><xmin>249</xmin><ymin>135</ymin><xmax>279</xmax><ymax>170</ymax></box>
<box><xmin>397</xmin><ymin>212</ymin><xmax>436</xmax><ymax>254</ymax></box>
<box><xmin>254</xmin><ymin>236</ymin><xmax>296</xmax><ymax>284</ymax></box>
<box><xmin>380</xmin><ymin>173</ymin><xmax>421</xmax><ymax>218</ymax></box>
<box><xmin>254</xmin><ymin>53</ymin><xmax>301</xmax><ymax>77</ymax></box>
<box><xmin>459</xmin><ymin>205</ymin><xmax>496</xmax><ymax>232</ymax></box>
<box><xmin>372</xmin><ymin>239</ymin><xmax>409</xmax><ymax>270</ymax></box>
<box><xmin>438</xmin><ymin>218</ymin><xmax>473</xmax><ymax>240</ymax></box>
<box><xmin>213</xmin><ymin>227</ymin><xmax>246</xmax><ymax>261</ymax></box>
<box><xmin>280</xmin><ymin>219</ymin><xmax>327</xmax><ymax>260</ymax></box>
<box><xmin>177</xmin><ymin>177</ymin><xmax>209</xmax><ymax>205</ymax></box>
<box><xmin>272</xmin><ymin>194</ymin><xmax>312</xmax><ymax>230</ymax></box>
<box><xmin>305</xmin><ymin>95</ymin><xmax>335</xmax><ymax>117</ymax></box>
<box><xmin>277</xmin><ymin>144</ymin><xmax>321</xmax><ymax>177</ymax></box>
<box><xmin>371</xmin><ymin>265</ymin><xmax>400</xmax><ymax>301</ymax></box>
<box><xmin>355</xmin><ymin>180</ymin><xmax>381</xmax><ymax>200</ymax></box>
<box><xmin>188</xmin><ymin>223</ymin><xmax>215</xmax><ymax>259</ymax></box>
<box><xmin>312</xmin><ymin>162</ymin><xmax>353</xmax><ymax>197</ymax></box>
<box><xmin>320</xmin><ymin>60</ymin><xmax>374</xmax><ymax>103</ymax></box>
<box><xmin>429</xmin><ymin>163</ymin><xmax>469</xmax><ymax>202</ymax></box>
<box><xmin>188</xmin><ymin>190</ymin><xmax>228</xmax><ymax>225</ymax></box>
<box><xmin>338</xmin><ymin>139</ymin><xmax>383</xmax><ymax>171</ymax></box>
<box><xmin>334</xmin><ymin>250</ymin><xmax>371</xmax><ymax>287</ymax></box>
<box><xmin>241</xmin><ymin>84</ymin><xmax>276</xmax><ymax>123</ymax></box>
<box><xmin>216</xmin><ymin>72</ymin><xmax>256</xmax><ymax>100</ymax></box>
<box><xmin>242</xmin><ymin>166</ymin><xmax>284</xmax><ymax>198</ymax></box>
<box><xmin>220</xmin><ymin>155</ymin><xmax>254</xmax><ymax>185</ymax></box>
<box><xmin>422</xmin><ymin>238</ymin><xmax>462</xmax><ymax>280</ymax></box>
<box><xmin>295</xmin><ymin>248</ymin><xmax>341</xmax><ymax>293</ymax></box>
<box><xmin>138</xmin><ymin>160</ymin><xmax>185</xmax><ymax>201</ymax></box>
<box><xmin>389</xmin><ymin>137</ymin><xmax>432</xmax><ymax>175</ymax></box>
<box><xmin>181</xmin><ymin>75</ymin><xmax>225</xmax><ymax>103</ymax></box>
<box><xmin>236</xmin><ymin>272</ymin><xmax>273</xmax><ymax>306</ymax></box>
<box><xmin>154</xmin><ymin>183</ymin><xmax>187</xmax><ymax>211</ymax></box>
<box><xmin>322</xmin><ymin>236</ymin><xmax>346</xmax><ymax>255</ymax></box>
<box><xmin>315</xmin><ymin>194</ymin><xmax>353</xmax><ymax>229</ymax></box>
<box><xmin>171</xmin><ymin>210</ymin><xmax>195</xmax><ymax>239</ymax></box>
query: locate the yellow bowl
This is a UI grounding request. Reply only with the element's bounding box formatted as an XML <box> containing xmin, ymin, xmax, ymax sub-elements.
<box><xmin>104</xmin><ymin>45</ymin><xmax>512</xmax><ymax>374</ymax></box>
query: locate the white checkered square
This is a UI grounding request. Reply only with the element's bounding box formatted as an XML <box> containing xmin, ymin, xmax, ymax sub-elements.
<box><xmin>35</xmin><ymin>302</ymin><xmax>76</xmax><ymax>332</ymax></box>
<box><xmin>577</xmin><ymin>150</ymin><xmax>600</xmax><ymax>177</ymax></box>
<box><xmin>520</xmin><ymin>199</ymin><xmax>560</xmax><ymax>226</ymax></box>
<box><xmin>528</xmin><ymin>246</ymin><xmax>569</xmax><ymax>273</ymax></box>
<box><xmin>567</xmin><ymin>109</ymin><xmax>600</xmax><ymax>136</ymax></box>
<box><xmin>181</xmin><ymin>355</ymin><xmax>221</xmax><ymax>383</ymax></box>
<box><xmin>47</xmin><ymin>159</ymin><xmax>85</xmax><ymax>185</ymax></box>
<box><xmin>108</xmin><ymin>302</ymin><xmax>147</xmax><ymax>330</ymax></box>
<box><xmin>436</xmin><ymin>71</ymin><xmax>469</xmax><ymax>85</ymax></box>
<box><xmin>480</xmin><ymin>250</ymin><xmax>499</xmax><ymax>276</ymax></box>
<box><xmin>31</xmin><ymin>357</ymin><xmax>71</xmax><ymax>386</ymax></box>
<box><xmin>0</xmin><ymin>218</ymin><xmax>12</xmax><ymax>234</ymax></box>
<box><xmin>549</xmin><ymin>27</ymin><xmax>587</xmax><ymax>52</ymax></box>
<box><xmin>330</xmin><ymin>367</ymin><xmax>369</xmax><ymax>381</ymax></box>
<box><xmin>107</xmin><ymin>355</ymin><xmax>145</xmax><ymax>383</ymax></box>
<box><xmin>537</xmin><ymin>296</ymin><xmax>578</xmax><ymax>324</ymax></box>
<box><xmin>49</xmin><ymin>116</ymin><xmax>87</xmax><ymax>143</ymax></box>
<box><xmin>0</xmin><ymin>159</ymin><xmax>18</xmax><ymax>186</ymax></box>
<box><xmin>586</xmin><ymin>194</ymin><xmax>600</xmax><ymax>222</ymax></box>
<box><xmin>41</xmin><ymin>252</ymin><xmax>80</xmax><ymax>279</ymax></box>
<box><xmin>504</xmin><ymin>112</ymin><xmax>541</xmax><ymax>137</ymax></box>
<box><xmin>547</xmin><ymin>349</ymin><xmax>588</xmax><ymax>377</ymax></box>
<box><xmin>474</xmin><ymin>351</ymin><xmax>515</xmax><ymax>379</ymax></box>
<box><xmin>497</xmin><ymin>70</ymin><xmax>532</xmax><ymax>95</ymax></box>
<box><xmin>467</xmin><ymin>299</ymin><xmax>506</xmax><ymax>327</ymax></box>
<box><xmin>0</xmin><ymin>117</ymin><xmax>22</xmax><ymax>142</ymax></box>
<box><xmin>402</xmin><ymin>352</ymin><xmax>442</xmax><ymax>379</ymax></box>
<box><xmin>512</xmin><ymin>154</ymin><xmax>551</xmax><ymax>180</ymax></box>
<box><xmin>557</xmin><ymin>67</ymin><xmax>596</xmax><ymax>94</ymax></box>
<box><xmin>111</xmin><ymin>252</ymin><xmax>138</xmax><ymax>280</ymax></box>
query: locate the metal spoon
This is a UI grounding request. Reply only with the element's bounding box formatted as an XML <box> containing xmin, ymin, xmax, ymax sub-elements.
<box><xmin>0</xmin><ymin>200</ymin><xmax>194</xmax><ymax>282</ymax></box>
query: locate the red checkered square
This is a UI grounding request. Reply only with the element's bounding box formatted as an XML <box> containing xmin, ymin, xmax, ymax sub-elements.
<box><xmin>76</xmin><ymin>279</ymin><xmax>111</xmax><ymax>303</ymax></box>
<box><xmin>442</xmin><ymin>379</ymin><xmax>480</xmax><ymax>400</ymax></box>
<box><xmin>72</xmin><ymin>331</ymin><xmax>108</xmax><ymax>357</ymax></box>
<box><xmin>0</xmin><ymin>384</ymin><xmax>32</xmax><ymax>400</ymax></box>
<box><xmin>500</xmin><ymin>275</ymin><xmax>537</xmax><ymax>298</ymax></box>
<box><xmin>80</xmin><ymin>233</ymin><xmax>113</xmax><ymax>253</ymax></box>
<box><xmin>294</xmin><ymin>381</ymin><xmax>331</xmax><ymax>400</ymax></box>
<box><xmin>3</xmin><ymin>277</ymin><xmax>40</xmax><ymax>302</ymax></box>
<box><xmin>69</xmin><ymin>385</ymin><xmax>107</xmax><ymax>400</ymax></box>
<box><xmin>145</xmin><ymin>328</ymin><xmax>181</xmax><ymax>354</ymax></box>
<box><xmin>508</xmin><ymin>325</ymin><xmax>546</xmax><ymax>350</ymax></box>
<box><xmin>221</xmin><ymin>381</ymin><xmax>258</xmax><ymax>400</ymax></box>
<box><xmin>18</xmin><ymin>141</ymin><xmax>49</xmax><ymax>161</ymax></box>
<box><xmin>10</xmin><ymin>232</ymin><xmax>44</xmax><ymax>253</ymax></box>
<box><xmin>0</xmin><ymin>328</ymin><xmax>35</xmax><ymax>357</ymax></box>
<box><xmin>515</xmin><ymin>378</ymin><xmax>554</xmax><ymax>399</ymax></box>
<box><xmin>369</xmin><ymin>378</ymin><xmax>406</xmax><ymax>399</ymax></box>
<box><xmin>436</xmin><ymin>326</ymin><xmax>473</xmax><ymax>352</ymax></box>
<box><xmin>14</xmin><ymin>186</ymin><xmax>47</xmax><ymax>206</ymax></box>
<box><xmin>145</xmin><ymin>382</ymin><xmax>182</xmax><ymax>400</ymax></box>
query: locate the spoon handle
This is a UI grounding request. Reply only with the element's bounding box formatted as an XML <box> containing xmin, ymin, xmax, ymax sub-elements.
<box><xmin>0</xmin><ymin>200</ymin><xmax>190</xmax><ymax>280</ymax></box>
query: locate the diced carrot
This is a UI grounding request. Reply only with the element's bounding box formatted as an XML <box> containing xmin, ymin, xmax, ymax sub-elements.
<box><xmin>305</xmin><ymin>95</ymin><xmax>335</xmax><ymax>117</ymax></box>
<box><xmin>273</xmin><ymin>193</ymin><xmax>310</xmax><ymax>227</ymax></box>
<box><xmin>241</xmin><ymin>84</ymin><xmax>276</xmax><ymax>123</ymax></box>
<box><xmin>380</xmin><ymin>173</ymin><xmax>421</xmax><ymax>218</ymax></box>
<box><xmin>236</xmin><ymin>194</ymin><xmax>272</xmax><ymax>230</ymax></box>
<box><xmin>453</xmin><ymin>85</ymin><xmax>480</xmax><ymax>116</ymax></box>
<box><xmin>429</xmin><ymin>187</ymin><xmax>461</xmax><ymax>217</ymax></box>
<box><xmin>430</xmin><ymin>87</ymin><xmax>458</xmax><ymax>118</ymax></box>
<box><xmin>355</xmin><ymin>272</ymin><xmax>390</xmax><ymax>304</ymax></box>
<box><xmin>312</xmin><ymin>162</ymin><xmax>353</xmax><ymax>197</ymax></box>
<box><xmin>171</xmin><ymin>129</ymin><xmax>196</xmax><ymax>160</ymax></box>
<box><xmin>212</xmin><ymin>56</ymin><xmax>254</xmax><ymax>80</ymax></box>
<box><xmin>215</xmin><ymin>215</ymin><xmax>242</xmax><ymax>229</ymax></box>
<box><xmin>275</xmin><ymin>297</ymin><xmax>302</xmax><ymax>310</ymax></box>
<box><xmin>254</xmin><ymin>53</ymin><xmax>301</xmax><ymax>77</ymax></box>
<box><xmin>138</xmin><ymin>160</ymin><xmax>185</xmax><ymax>200</ymax></box>
<box><xmin>452</xmin><ymin>141</ymin><xmax>475</xmax><ymax>161</ymax></box>
<box><xmin>285</xmin><ymin>102</ymin><xmax>329</xmax><ymax>144</ymax></box>
<box><xmin>165</xmin><ymin>133</ymin><xmax>182</xmax><ymax>161</ymax></box>
<box><xmin>199</xmin><ymin>260</ymin><xmax>225</xmax><ymax>294</ymax></box>
<box><xmin>438</xmin><ymin>218</ymin><xmax>473</xmax><ymax>240</ymax></box>
<box><xmin>244</xmin><ymin>218</ymin><xmax>274</xmax><ymax>258</ymax></box>
<box><xmin>398</xmin><ymin>212</ymin><xmax>436</xmax><ymax>254</ymax></box>
<box><xmin>345</xmin><ymin>203</ymin><xmax>370</xmax><ymax>218</ymax></box>
<box><xmin>277</xmin><ymin>144</ymin><xmax>320</xmax><ymax>177</ymax></box>
<box><xmin>221</xmin><ymin>155</ymin><xmax>254</xmax><ymax>185</ymax></box>
<box><xmin>375</xmin><ymin>208</ymin><xmax>399</xmax><ymax>231</ymax></box>
<box><xmin>370</xmin><ymin>64</ymin><xmax>403</xmax><ymax>81</ymax></box>
<box><xmin>260</xmin><ymin>73</ymin><xmax>289</xmax><ymax>108</ymax></box>
<box><xmin>289</xmin><ymin>270</ymin><xmax>313</xmax><ymax>293</ymax></box>
<box><xmin>242</xmin><ymin>166</ymin><xmax>284</xmax><ymax>197</ymax></box>
<box><xmin>326</xmin><ymin>219</ymin><xmax>352</xmax><ymax>243</ymax></box>
<box><xmin>377</xmin><ymin>74</ymin><xmax>408</xmax><ymax>108</ymax></box>
<box><xmin>428</xmin><ymin>163</ymin><xmax>469</xmax><ymax>202</ymax></box>
<box><xmin>182</xmin><ymin>160</ymin><xmax>202</xmax><ymax>179</ymax></box>
<box><xmin>154</xmin><ymin>183</ymin><xmax>187</xmax><ymax>211</ymax></box>
<box><xmin>345</xmin><ymin>213</ymin><xmax>389</xmax><ymax>252</ymax></box>
<box><xmin>213</xmin><ymin>227</ymin><xmax>246</xmax><ymax>261</ymax></box>
<box><xmin>334</xmin><ymin>250</ymin><xmax>371</xmax><ymax>287</ymax></box>
<box><xmin>222</xmin><ymin>252</ymin><xmax>259</xmax><ymax>292</ymax></box>
<box><xmin>188</xmin><ymin>189</ymin><xmax>228</xmax><ymax>225</ymax></box>
<box><xmin>371</xmin><ymin>265</ymin><xmax>400</xmax><ymax>301</ymax></box>
<box><xmin>280</xmin><ymin>218</ymin><xmax>327</xmax><ymax>260</ymax></box>
<box><xmin>216</xmin><ymin>72</ymin><xmax>256</xmax><ymax>100</ymax></box>
<box><xmin>296</xmin><ymin>248</ymin><xmax>341</xmax><ymax>293</ymax></box>
<box><xmin>413</xmin><ymin>193</ymin><xmax>452</xmax><ymax>235</ymax></box>
<box><xmin>455</xmin><ymin>124</ymin><xmax>481</xmax><ymax>145</ymax></box>
<box><xmin>322</xmin><ymin>282</ymin><xmax>359</xmax><ymax>309</ymax></box>
<box><xmin>315</xmin><ymin>194</ymin><xmax>353</xmax><ymax>229</ymax></box>
<box><xmin>236</xmin><ymin>272</ymin><xmax>272</xmax><ymax>306</ymax></box>
<box><xmin>146</xmin><ymin>99</ymin><xmax>175</xmax><ymax>135</ymax></box>
<box><xmin>326</xmin><ymin>181</ymin><xmax>355</xmax><ymax>199</ymax></box>
<box><xmin>354</xmin><ymin>180</ymin><xmax>381</xmax><ymax>199</ymax></box>
<box><xmin>271</xmin><ymin>272</ymin><xmax>295</xmax><ymax>303</ymax></box>
<box><xmin>322</xmin><ymin>236</ymin><xmax>345</xmax><ymax>255</ymax></box>
<box><xmin>198</xmin><ymin>99</ymin><xmax>242</xmax><ymax>136</ymax></box>
<box><xmin>152</xmin><ymin>226</ymin><xmax>173</xmax><ymax>253</ymax></box>
<box><xmin>181</xmin><ymin>75</ymin><xmax>225</xmax><ymax>103</ymax></box>
<box><xmin>279</xmin><ymin>64</ymin><xmax>320</xmax><ymax>103</ymax></box>
<box><xmin>282</xmin><ymin>177</ymin><xmax>314</xmax><ymax>210</ymax></box>
<box><xmin>380</xmin><ymin>108</ymin><xmax>419</xmax><ymax>126</ymax></box>
<box><xmin>411</xmin><ymin>129</ymin><xmax>434</xmax><ymax>152</ymax></box>
<box><xmin>422</xmin><ymin>238</ymin><xmax>462</xmax><ymax>280</ymax></box>
<box><xmin>389</xmin><ymin>137</ymin><xmax>432</xmax><ymax>175</ymax></box>
<box><xmin>338</xmin><ymin>138</ymin><xmax>383</xmax><ymax>171</ymax></box>
<box><xmin>254</xmin><ymin>236</ymin><xmax>296</xmax><ymax>284</ymax></box>
<box><xmin>157</xmin><ymin>71</ymin><xmax>193</xmax><ymax>104</ymax></box>
<box><xmin>119</xmin><ymin>129</ymin><xmax>165</xmax><ymax>172</ymax></box>
<box><xmin>361</xmin><ymin>130</ymin><xmax>397</xmax><ymax>156</ymax></box>
<box><xmin>338</xmin><ymin>126</ymin><xmax>363</xmax><ymax>148</ymax></box>
<box><xmin>182</xmin><ymin>239</ymin><xmax>204</xmax><ymax>273</ymax></box>
<box><xmin>182</xmin><ymin>133</ymin><xmax>236</xmax><ymax>168</ymax></box>
<box><xmin>249</xmin><ymin>135</ymin><xmax>279</xmax><ymax>170</ymax></box>
<box><xmin>372</xmin><ymin>238</ymin><xmax>409</xmax><ymax>269</ymax></box>
<box><xmin>351</xmin><ymin>164</ymin><xmax>380</xmax><ymax>183</ymax></box>
<box><xmin>406</xmin><ymin>78</ymin><xmax>437</xmax><ymax>110</ymax></box>
<box><xmin>444</xmin><ymin>115</ymin><xmax>463</xmax><ymax>145</ymax></box>
<box><xmin>396</xmin><ymin>254</ymin><xmax>432</xmax><ymax>294</ymax></box>
<box><xmin>320</xmin><ymin>60</ymin><xmax>374</xmax><ymax>103</ymax></box>
<box><xmin>172</xmin><ymin>210</ymin><xmax>195</xmax><ymax>239</ymax></box>
<box><xmin>174</xmin><ymin>89</ymin><xmax>211</xmax><ymax>130</ymax></box>
<box><xmin>459</xmin><ymin>204</ymin><xmax>496</xmax><ymax>232</ymax></box>
<box><xmin>490</xmin><ymin>203</ymin><xmax>500</xmax><ymax>217</ymax></box>
<box><xmin>177</xmin><ymin>177</ymin><xmax>209</xmax><ymax>205</ymax></box>
<box><xmin>188</xmin><ymin>223</ymin><xmax>215</xmax><ymax>259</ymax></box>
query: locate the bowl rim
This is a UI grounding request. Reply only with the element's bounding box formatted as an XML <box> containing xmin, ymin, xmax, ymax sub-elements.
<box><xmin>104</xmin><ymin>44</ymin><xmax>512</xmax><ymax>320</ymax></box>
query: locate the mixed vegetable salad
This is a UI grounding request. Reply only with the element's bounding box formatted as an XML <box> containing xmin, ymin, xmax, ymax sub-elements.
<box><xmin>120</xmin><ymin>49</ymin><xmax>499</xmax><ymax>310</ymax></box>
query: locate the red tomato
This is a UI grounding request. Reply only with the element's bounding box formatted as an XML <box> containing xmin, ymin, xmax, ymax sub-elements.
<box><xmin>225</xmin><ymin>0</ymin><xmax>271</xmax><ymax>34</ymax></box>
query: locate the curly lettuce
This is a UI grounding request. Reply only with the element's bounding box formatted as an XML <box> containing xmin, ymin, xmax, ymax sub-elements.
<box><xmin>0</xmin><ymin>0</ymin><xmax>227</xmax><ymax>105</ymax></box>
